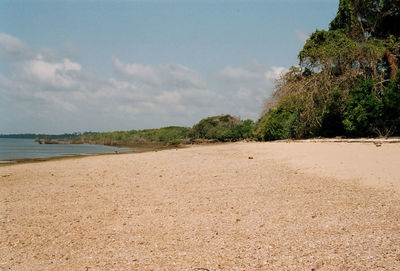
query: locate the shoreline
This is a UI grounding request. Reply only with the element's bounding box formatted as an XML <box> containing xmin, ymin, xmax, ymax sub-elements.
<box><xmin>1</xmin><ymin>137</ymin><xmax>399</xmax><ymax>166</ymax></box>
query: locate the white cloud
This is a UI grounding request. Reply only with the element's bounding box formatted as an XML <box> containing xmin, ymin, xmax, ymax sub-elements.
<box><xmin>34</xmin><ymin>91</ymin><xmax>77</xmax><ymax>112</ymax></box>
<box><xmin>215</xmin><ymin>61</ymin><xmax>288</xmax><ymax>120</ymax></box>
<box><xmin>109</xmin><ymin>59</ymin><xmax>222</xmax><ymax>120</ymax></box>
<box><xmin>0</xmin><ymin>35</ymin><xmax>224</xmax><ymax>132</ymax></box>
<box><xmin>108</xmin><ymin>78</ymin><xmax>137</xmax><ymax>91</ymax></box>
<box><xmin>0</xmin><ymin>33</ymin><xmax>33</xmax><ymax>57</ymax></box>
<box><xmin>295</xmin><ymin>29</ymin><xmax>309</xmax><ymax>43</ymax></box>
<box><xmin>113</xmin><ymin>58</ymin><xmax>205</xmax><ymax>89</ymax></box>
<box><xmin>162</xmin><ymin>63</ymin><xmax>205</xmax><ymax>89</ymax></box>
<box><xmin>113</xmin><ymin>58</ymin><xmax>159</xmax><ymax>84</ymax></box>
<box><xmin>265</xmin><ymin>66</ymin><xmax>288</xmax><ymax>81</ymax></box>
<box><xmin>0</xmin><ymin>33</ymin><xmax>287</xmax><ymax>133</ymax></box>
<box><xmin>217</xmin><ymin>61</ymin><xmax>287</xmax><ymax>83</ymax></box>
<box><xmin>217</xmin><ymin>66</ymin><xmax>261</xmax><ymax>81</ymax></box>
<box><xmin>116</xmin><ymin>105</ymin><xmax>141</xmax><ymax>114</ymax></box>
<box><xmin>155</xmin><ymin>91</ymin><xmax>182</xmax><ymax>104</ymax></box>
<box><xmin>23</xmin><ymin>56</ymin><xmax>82</xmax><ymax>88</ymax></box>
<box><xmin>236</xmin><ymin>88</ymin><xmax>252</xmax><ymax>99</ymax></box>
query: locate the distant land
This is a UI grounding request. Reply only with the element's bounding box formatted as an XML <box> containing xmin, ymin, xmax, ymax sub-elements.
<box><xmin>0</xmin><ymin>133</ymin><xmax>86</xmax><ymax>139</ymax></box>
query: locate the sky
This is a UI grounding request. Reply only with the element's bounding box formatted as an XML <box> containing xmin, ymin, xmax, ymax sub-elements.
<box><xmin>0</xmin><ymin>0</ymin><xmax>339</xmax><ymax>134</ymax></box>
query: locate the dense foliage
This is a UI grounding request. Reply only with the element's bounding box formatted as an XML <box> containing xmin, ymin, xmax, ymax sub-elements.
<box><xmin>190</xmin><ymin>115</ymin><xmax>254</xmax><ymax>142</ymax></box>
<box><xmin>256</xmin><ymin>0</ymin><xmax>400</xmax><ymax>140</ymax></box>
<box><xmin>74</xmin><ymin>126</ymin><xmax>190</xmax><ymax>146</ymax></box>
<box><xmin>73</xmin><ymin>115</ymin><xmax>255</xmax><ymax>146</ymax></box>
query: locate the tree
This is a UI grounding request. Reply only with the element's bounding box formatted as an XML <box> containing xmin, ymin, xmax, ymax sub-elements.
<box><xmin>330</xmin><ymin>0</ymin><xmax>400</xmax><ymax>78</ymax></box>
<box><xmin>257</xmin><ymin>0</ymin><xmax>400</xmax><ymax>140</ymax></box>
<box><xmin>190</xmin><ymin>115</ymin><xmax>254</xmax><ymax>142</ymax></box>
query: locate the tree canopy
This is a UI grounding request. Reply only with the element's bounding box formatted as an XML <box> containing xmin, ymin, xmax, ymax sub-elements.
<box><xmin>256</xmin><ymin>0</ymin><xmax>400</xmax><ymax>139</ymax></box>
<box><xmin>330</xmin><ymin>0</ymin><xmax>400</xmax><ymax>40</ymax></box>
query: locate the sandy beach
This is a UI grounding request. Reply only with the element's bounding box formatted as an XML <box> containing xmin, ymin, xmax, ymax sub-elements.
<box><xmin>1</xmin><ymin>141</ymin><xmax>400</xmax><ymax>270</ymax></box>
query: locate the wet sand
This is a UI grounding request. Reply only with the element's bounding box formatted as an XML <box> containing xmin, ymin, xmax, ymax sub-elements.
<box><xmin>1</xmin><ymin>141</ymin><xmax>400</xmax><ymax>270</ymax></box>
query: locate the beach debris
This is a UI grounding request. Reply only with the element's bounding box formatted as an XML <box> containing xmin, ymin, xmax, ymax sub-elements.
<box><xmin>374</xmin><ymin>142</ymin><xmax>382</xmax><ymax>147</ymax></box>
<box><xmin>248</xmin><ymin>156</ymin><xmax>254</xmax><ymax>159</ymax></box>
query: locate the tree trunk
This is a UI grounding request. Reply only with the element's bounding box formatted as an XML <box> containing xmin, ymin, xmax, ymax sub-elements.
<box><xmin>384</xmin><ymin>49</ymin><xmax>398</xmax><ymax>79</ymax></box>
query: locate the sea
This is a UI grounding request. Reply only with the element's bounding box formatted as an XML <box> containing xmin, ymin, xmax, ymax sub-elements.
<box><xmin>0</xmin><ymin>138</ymin><xmax>132</xmax><ymax>162</ymax></box>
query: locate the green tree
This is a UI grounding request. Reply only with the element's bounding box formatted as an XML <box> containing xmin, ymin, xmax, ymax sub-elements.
<box><xmin>343</xmin><ymin>79</ymin><xmax>383</xmax><ymax>136</ymax></box>
<box><xmin>257</xmin><ymin>0</ymin><xmax>400</xmax><ymax>140</ymax></box>
<box><xmin>190</xmin><ymin>115</ymin><xmax>254</xmax><ymax>142</ymax></box>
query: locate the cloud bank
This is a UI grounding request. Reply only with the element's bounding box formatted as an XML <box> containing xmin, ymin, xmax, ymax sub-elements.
<box><xmin>0</xmin><ymin>33</ymin><xmax>287</xmax><ymax>133</ymax></box>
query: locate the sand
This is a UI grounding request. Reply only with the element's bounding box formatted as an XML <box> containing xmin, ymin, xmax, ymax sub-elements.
<box><xmin>1</xmin><ymin>141</ymin><xmax>400</xmax><ymax>270</ymax></box>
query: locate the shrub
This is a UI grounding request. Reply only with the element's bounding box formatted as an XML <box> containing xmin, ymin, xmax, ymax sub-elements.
<box><xmin>255</xmin><ymin>103</ymin><xmax>302</xmax><ymax>141</ymax></box>
<box><xmin>319</xmin><ymin>88</ymin><xmax>346</xmax><ymax>137</ymax></box>
<box><xmin>190</xmin><ymin>115</ymin><xmax>254</xmax><ymax>142</ymax></box>
<box><xmin>343</xmin><ymin>79</ymin><xmax>383</xmax><ymax>136</ymax></box>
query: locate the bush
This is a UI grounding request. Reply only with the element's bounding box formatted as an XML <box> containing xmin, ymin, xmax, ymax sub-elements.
<box><xmin>190</xmin><ymin>115</ymin><xmax>254</xmax><ymax>142</ymax></box>
<box><xmin>255</xmin><ymin>74</ymin><xmax>400</xmax><ymax>141</ymax></box>
<box><xmin>382</xmin><ymin>73</ymin><xmax>400</xmax><ymax>135</ymax></box>
<box><xmin>343</xmin><ymin>79</ymin><xmax>383</xmax><ymax>136</ymax></box>
<box><xmin>319</xmin><ymin>88</ymin><xmax>346</xmax><ymax>137</ymax></box>
<box><xmin>137</xmin><ymin>126</ymin><xmax>190</xmax><ymax>143</ymax></box>
<box><xmin>231</xmin><ymin>119</ymin><xmax>255</xmax><ymax>140</ymax></box>
<box><xmin>74</xmin><ymin>126</ymin><xmax>190</xmax><ymax>146</ymax></box>
<box><xmin>255</xmin><ymin>105</ymin><xmax>298</xmax><ymax>141</ymax></box>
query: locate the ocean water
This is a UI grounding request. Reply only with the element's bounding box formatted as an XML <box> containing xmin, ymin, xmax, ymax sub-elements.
<box><xmin>0</xmin><ymin>138</ymin><xmax>132</xmax><ymax>161</ymax></box>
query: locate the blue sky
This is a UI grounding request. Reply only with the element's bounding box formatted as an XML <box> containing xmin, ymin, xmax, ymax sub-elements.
<box><xmin>0</xmin><ymin>0</ymin><xmax>339</xmax><ymax>133</ymax></box>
